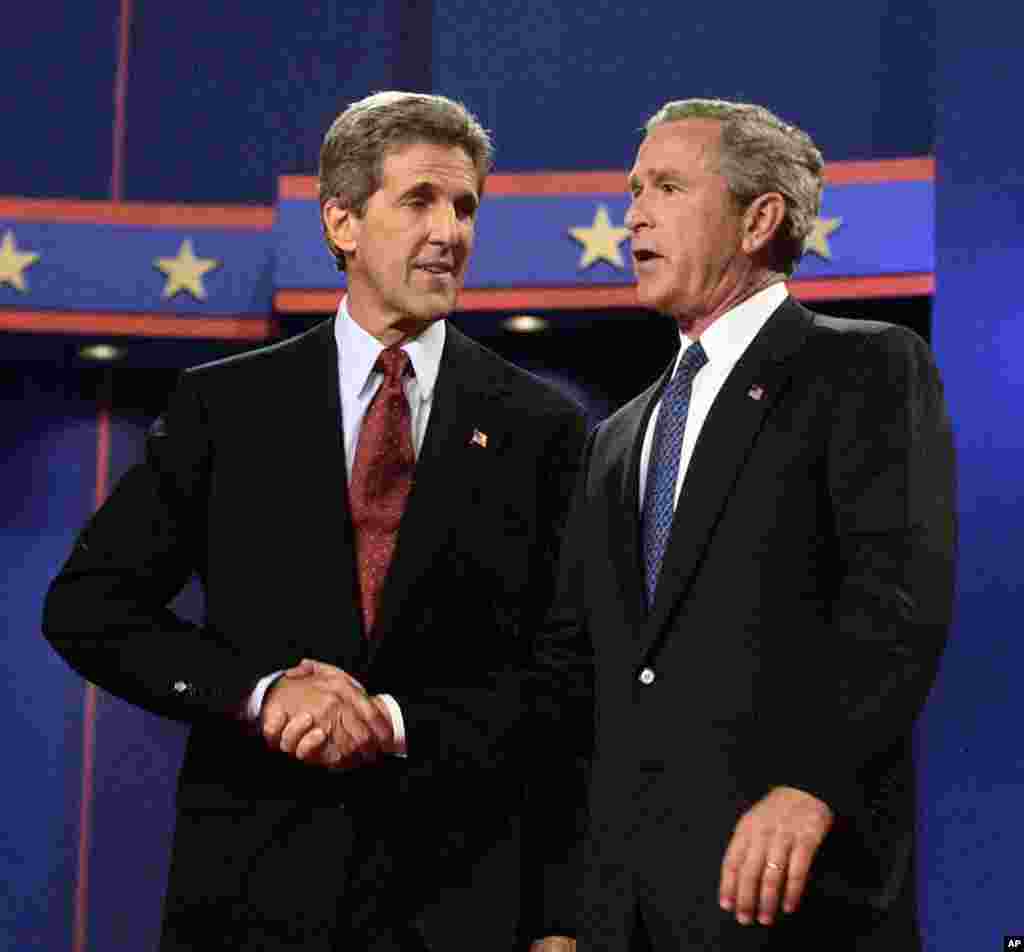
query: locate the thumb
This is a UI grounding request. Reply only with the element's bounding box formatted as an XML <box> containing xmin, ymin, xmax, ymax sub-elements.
<box><xmin>282</xmin><ymin>658</ymin><xmax>317</xmax><ymax>679</ymax></box>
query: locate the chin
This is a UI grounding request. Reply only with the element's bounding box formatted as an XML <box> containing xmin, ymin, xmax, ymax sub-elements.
<box><xmin>635</xmin><ymin>283</ymin><xmax>670</xmax><ymax>314</ymax></box>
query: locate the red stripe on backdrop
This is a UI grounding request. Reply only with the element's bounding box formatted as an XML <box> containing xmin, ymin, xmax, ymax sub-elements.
<box><xmin>789</xmin><ymin>273</ymin><xmax>934</xmax><ymax>300</ymax></box>
<box><xmin>0</xmin><ymin>311</ymin><xmax>277</xmax><ymax>340</ymax></box>
<box><xmin>0</xmin><ymin>197</ymin><xmax>275</xmax><ymax>229</ymax></box>
<box><xmin>278</xmin><ymin>158</ymin><xmax>934</xmax><ymax>201</ymax></box>
<box><xmin>73</xmin><ymin>394</ymin><xmax>110</xmax><ymax>952</ymax></box>
<box><xmin>274</xmin><ymin>274</ymin><xmax>933</xmax><ymax>315</ymax></box>
<box><xmin>74</xmin><ymin>0</ymin><xmax>132</xmax><ymax>936</ymax></box>
<box><xmin>109</xmin><ymin>0</ymin><xmax>133</xmax><ymax>203</ymax></box>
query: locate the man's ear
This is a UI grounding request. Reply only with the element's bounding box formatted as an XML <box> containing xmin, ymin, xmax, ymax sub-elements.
<box><xmin>741</xmin><ymin>192</ymin><xmax>785</xmax><ymax>257</ymax></box>
<box><xmin>323</xmin><ymin>199</ymin><xmax>358</xmax><ymax>258</ymax></box>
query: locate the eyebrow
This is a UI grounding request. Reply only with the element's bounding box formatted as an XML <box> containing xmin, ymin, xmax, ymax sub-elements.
<box><xmin>628</xmin><ymin>168</ymin><xmax>683</xmax><ymax>191</ymax></box>
<box><xmin>399</xmin><ymin>181</ymin><xmax>479</xmax><ymax>211</ymax></box>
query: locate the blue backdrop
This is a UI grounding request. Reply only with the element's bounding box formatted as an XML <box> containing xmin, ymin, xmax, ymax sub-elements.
<box><xmin>3</xmin><ymin>2</ymin><xmax>1019</xmax><ymax>949</ymax></box>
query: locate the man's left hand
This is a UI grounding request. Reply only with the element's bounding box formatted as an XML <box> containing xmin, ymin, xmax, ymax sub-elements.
<box><xmin>719</xmin><ymin>785</ymin><xmax>834</xmax><ymax>927</ymax></box>
<box><xmin>529</xmin><ymin>938</ymin><xmax>575</xmax><ymax>952</ymax></box>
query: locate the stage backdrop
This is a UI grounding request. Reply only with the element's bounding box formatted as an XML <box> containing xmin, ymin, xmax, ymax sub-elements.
<box><xmin>4</xmin><ymin>2</ymin><xmax>1022</xmax><ymax>950</ymax></box>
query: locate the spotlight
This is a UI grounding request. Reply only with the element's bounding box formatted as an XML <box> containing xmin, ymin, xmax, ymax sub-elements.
<box><xmin>502</xmin><ymin>314</ymin><xmax>549</xmax><ymax>334</ymax></box>
<box><xmin>78</xmin><ymin>343</ymin><xmax>124</xmax><ymax>362</ymax></box>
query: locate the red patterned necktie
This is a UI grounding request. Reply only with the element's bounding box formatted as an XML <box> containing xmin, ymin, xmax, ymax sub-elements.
<box><xmin>348</xmin><ymin>346</ymin><xmax>415</xmax><ymax>637</ymax></box>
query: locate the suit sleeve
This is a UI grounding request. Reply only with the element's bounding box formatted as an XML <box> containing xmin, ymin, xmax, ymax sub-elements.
<box><xmin>520</xmin><ymin>427</ymin><xmax>597</xmax><ymax>940</ymax></box>
<box><xmin>42</xmin><ymin>374</ymin><xmax>267</xmax><ymax>722</ymax></box>
<box><xmin>771</xmin><ymin>325</ymin><xmax>956</xmax><ymax>817</ymax></box>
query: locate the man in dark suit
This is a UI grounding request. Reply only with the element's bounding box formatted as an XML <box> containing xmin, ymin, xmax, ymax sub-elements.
<box><xmin>43</xmin><ymin>92</ymin><xmax>584</xmax><ymax>952</ymax></box>
<box><xmin>544</xmin><ymin>99</ymin><xmax>955</xmax><ymax>950</ymax></box>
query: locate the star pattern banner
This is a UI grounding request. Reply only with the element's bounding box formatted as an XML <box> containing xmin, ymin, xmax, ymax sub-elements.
<box><xmin>1</xmin><ymin>159</ymin><xmax>934</xmax><ymax>333</ymax></box>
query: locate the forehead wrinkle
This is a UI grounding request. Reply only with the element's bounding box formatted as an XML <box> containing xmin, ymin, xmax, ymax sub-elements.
<box><xmin>384</xmin><ymin>144</ymin><xmax>477</xmax><ymax>176</ymax></box>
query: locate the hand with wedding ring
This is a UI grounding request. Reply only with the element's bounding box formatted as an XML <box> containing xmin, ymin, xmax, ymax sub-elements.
<box><xmin>260</xmin><ymin>659</ymin><xmax>395</xmax><ymax>770</ymax></box>
<box><xmin>718</xmin><ymin>785</ymin><xmax>834</xmax><ymax>927</ymax></box>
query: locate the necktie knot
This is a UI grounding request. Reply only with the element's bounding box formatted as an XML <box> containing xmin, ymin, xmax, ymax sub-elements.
<box><xmin>375</xmin><ymin>346</ymin><xmax>412</xmax><ymax>384</ymax></box>
<box><xmin>675</xmin><ymin>340</ymin><xmax>708</xmax><ymax>384</ymax></box>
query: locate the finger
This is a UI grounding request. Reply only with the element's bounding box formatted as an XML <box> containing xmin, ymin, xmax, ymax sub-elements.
<box><xmin>782</xmin><ymin>836</ymin><xmax>819</xmax><ymax>914</ymax></box>
<box><xmin>280</xmin><ymin>712</ymin><xmax>314</xmax><ymax>754</ymax></box>
<box><xmin>756</xmin><ymin>837</ymin><xmax>794</xmax><ymax>926</ymax></box>
<box><xmin>339</xmin><ymin>706</ymin><xmax>372</xmax><ymax>752</ymax></box>
<box><xmin>294</xmin><ymin>659</ymin><xmax>339</xmax><ymax>680</ymax></box>
<box><xmin>282</xmin><ymin>659</ymin><xmax>316</xmax><ymax>679</ymax></box>
<box><xmin>305</xmin><ymin>662</ymin><xmax>366</xmax><ymax>695</ymax></box>
<box><xmin>295</xmin><ymin>727</ymin><xmax>327</xmax><ymax>762</ymax></box>
<box><xmin>734</xmin><ymin>831</ymin><xmax>769</xmax><ymax>925</ymax></box>
<box><xmin>329</xmin><ymin>722</ymin><xmax>358</xmax><ymax>760</ymax></box>
<box><xmin>347</xmin><ymin>693</ymin><xmax>392</xmax><ymax>747</ymax></box>
<box><xmin>719</xmin><ymin>829</ymin><xmax>748</xmax><ymax>912</ymax></box>
<box><xmin>261</xmin><ymin>707</ymin><xmax>287</xmax><ymax>748</ymax></box>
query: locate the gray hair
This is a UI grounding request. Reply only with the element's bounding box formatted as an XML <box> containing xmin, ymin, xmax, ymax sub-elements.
<box><xmin>645</xmin><ymin>99</ymin><xmax>824</xmax><ymax>275</ymax></box>
<box><xmin>319</xmin><ymin>91</ymin><xmax>494</xmax><ymax>271</ymax></box>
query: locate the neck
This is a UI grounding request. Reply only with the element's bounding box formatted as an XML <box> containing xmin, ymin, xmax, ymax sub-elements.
<box><xmin>677</xmin><ymin>269</ymin><xmax>786</xmax><ymax>340</ymax></box>
<box><xmin>345</xmin><ymin>291</ymin><xmax>425</xmax><ymax>347</ymax></box>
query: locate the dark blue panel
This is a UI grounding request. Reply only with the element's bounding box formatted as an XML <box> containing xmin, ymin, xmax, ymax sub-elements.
<box><xmin>0</xmin><ymin>368</ymin><xmax>99</xmax><ymax>949</ymax></box>
<box><xmin>434</xmin><ymin>0</ymin><xmax>935</xmax><ymax>172</ymax></box>
<box><xmin>123</xmin><ymin>2</ymin><xmax>405</xmax><ymax>204</ymax></box>
<box><xmin>935</xmin><ymin>15</ymin><xmax>1024</xmax><ymax>185</ymax></box>
<box><xmin>0</xmin><ymin>1</ymin><xmax>120</xmax><ymax>199</ymax></box>
<box><xmin>86</xmin><ymin>414</ymin><xmax>191</xmax><ymax>952</ymax></box>
<box><xmin>919</xmin><ymin>183</ymin><xmax>1024</xmax><ymax>948</ymax></box>
<box><xmin>920</xmin><ymin>3</ymin><xmax>1024</xmax><ymax>933</ymax></box>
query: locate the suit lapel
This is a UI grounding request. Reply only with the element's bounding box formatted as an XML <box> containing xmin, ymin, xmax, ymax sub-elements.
<box><xmin>607</xmin><ymin>369</ymin><xmax>672</xmax><ymax>631</ymax></box>
<box><xmin>276</xmin><ymin>318</ymin><xmax>366</xmax><ymax>668</ymax></box>
<box><xmin>639</xmin><ymin>299</ymin><xmax>812</xmax><ymax>660</ymax></box>
<box><xmin>366</xmin><ymin>323</ymin><xmax>508</xmax><ymax>663</ymax></box>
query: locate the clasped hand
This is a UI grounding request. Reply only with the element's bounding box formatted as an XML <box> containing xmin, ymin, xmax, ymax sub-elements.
<box><xmin>260</xmin><ymin>659</ymin><xmax>394</xmax><ymax>770</ymax></box>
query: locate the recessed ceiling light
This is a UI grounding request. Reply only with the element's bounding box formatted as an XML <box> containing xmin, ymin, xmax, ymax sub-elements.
<box><xmin>78</xmin><ymin>343</ymin><xmax>124</xmax><ymax>362</ymax></box>
<box><xmin>502</xmin><ymin>314</ymin><xmax>549</xmax><ymax>333</ymax></box>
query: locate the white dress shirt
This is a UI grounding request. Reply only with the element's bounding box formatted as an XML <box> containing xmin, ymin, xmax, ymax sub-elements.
<box><xmin>638</xmin><ymin>282</ymin><xmax>788</xmax><ymax>509</ymax></box>
<box><xmin>247</xmin><ymin>298</ymin><xmax>447</xmax><ymax>753</ymax></box>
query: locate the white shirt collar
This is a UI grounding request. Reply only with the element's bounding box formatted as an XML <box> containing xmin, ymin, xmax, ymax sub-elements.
<box><xmin>334</xmin><ymin>296</ymin><xmax>446</xmax><ymax>403</ymax></box>
<box><xmin>678</xmin><ymin>282</ymin><xmax>788</xmax><ymax>370</ymax></box>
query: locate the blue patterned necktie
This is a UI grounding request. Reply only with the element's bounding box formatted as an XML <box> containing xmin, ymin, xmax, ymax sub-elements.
<box><xmin>641</xmin><ymin>340</ymin><xmax>708</xmax><ymax>607</ymax></box>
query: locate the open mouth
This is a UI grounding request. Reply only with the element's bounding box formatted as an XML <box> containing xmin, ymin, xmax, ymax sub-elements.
<box><xmin>633</xmin><ymin>250</ymin><xmax>660</xmax><ymax>264</ymax></box>
<box><xmin>417</xmin><ymin>263</ymin><xmax>456</xmax><ymax>276</ymax></box>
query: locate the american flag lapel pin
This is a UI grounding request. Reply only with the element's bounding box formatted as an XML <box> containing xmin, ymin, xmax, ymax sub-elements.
<box><xmin>470</xmin><ymin>428</ymin><xmax>489</xmax><ymax>448</ymax></box>
<box><xmin>747</xmin><ymin>384</ymin><xmax>764</xmax><ymax>401</ymax></box>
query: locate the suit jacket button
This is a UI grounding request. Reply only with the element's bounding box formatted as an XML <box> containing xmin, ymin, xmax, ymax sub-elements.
<box><xmin>638</xmin><ymin>667</ymin><xmax>656</xmax><ymax>685</ymax></box>
<box><xmin>172</xmin><ymin>680</ymin><xmax>189</xmax><ymax>694</ymax></box>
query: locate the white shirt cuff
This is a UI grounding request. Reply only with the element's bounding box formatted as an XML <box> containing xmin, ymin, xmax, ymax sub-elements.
<box><xmin>377</xmin><ymin>693</ymin><xmax>407</xmax><ymax>757</ymax></box>
<box><xmin>246</xmin><ymin>670</ymin><xmax>285</xmax><ymax>721</ymax></box>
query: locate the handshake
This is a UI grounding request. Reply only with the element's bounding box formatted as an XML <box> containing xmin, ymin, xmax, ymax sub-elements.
<box><xmin>259</xmin><ymin>659</ymin><xmax>399</xmax><ymax>770</ymax></box>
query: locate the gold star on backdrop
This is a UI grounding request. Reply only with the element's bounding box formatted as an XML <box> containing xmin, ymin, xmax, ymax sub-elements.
<box><xmin>803</xmin><ymin>216</ymin><xmax>843</xmax><ymax>260</ymax></box>
<box><xmin>0</xmin><ymin>230</ymin><xmax>41</xmax><ymax>292</ymax></box>
<box><xmin>569</xmin><ymin>204</ymin><xmax>631</xmax><ymax>269</ymax></box>
<box><xmin>154</xmin><ymin>238</ymin><xmax>219</xmax><ymax>300</ymax></box>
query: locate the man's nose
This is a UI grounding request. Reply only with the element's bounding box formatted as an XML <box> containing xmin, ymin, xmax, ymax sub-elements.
<box><xmin>428</xmin><ymin>203</ymin><xmax>459</xmax><ymax>245</ymax></box>
<box><xmin>624</xmin><ymin>198</ymin><xmax>646</xmax><ymax>232</ymax></box>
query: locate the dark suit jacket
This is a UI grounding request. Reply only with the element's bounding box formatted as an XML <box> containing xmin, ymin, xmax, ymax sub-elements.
<box><xmin>43</xmin><ymin>318</ymin><xmax>587</xmax><ymax>951</ymax></box>
<box><xmin>543</xmin><ymin>298</ymin><xmax>956</xmax><ymax>950</ymax></box>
